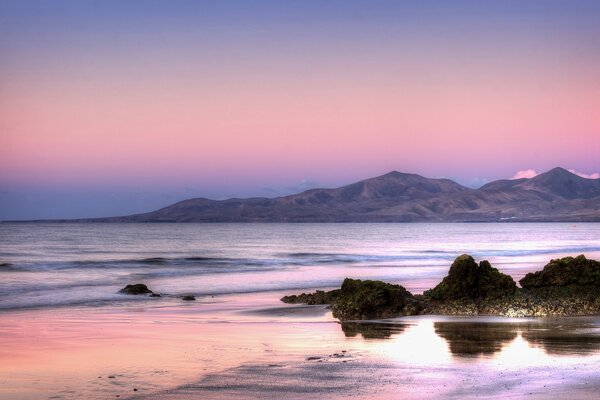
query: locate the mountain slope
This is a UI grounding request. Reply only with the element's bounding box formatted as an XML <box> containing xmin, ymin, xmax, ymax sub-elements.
<box><xmin>66</xmin><ymin>167</ymin><xmax>600</xmax><ymax>222</ymax></box>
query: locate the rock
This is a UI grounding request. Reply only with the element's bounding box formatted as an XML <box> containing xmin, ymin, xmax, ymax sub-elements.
<box><xmin>150</xmin><ymin>293</ymin><xmax>161</xmax><ymax>297</ymax></box>
<box><xmin>520</xmin><ymin>255</ymin><xmax>600</xmax><ymax>289</ymax></box>
<box><xmin>330</xmin><ymin>278</ymin><xmax>422</xmax><ymax>320</ymax></box>
<box><xmin>281</xmin><ymin>255</ymin><xmax>600</xmax><ymax>319</ymax></box>
<box><xmin>280</xmin><ymin>289</ymin><xmax>340</xmax><ymax>305</ymax></box>
<box><xmin>424</xmin><ymin>254</ymin><xmax>516</xmax><ymax>301</ymax></box>
<box><xmin>182</xmin><ymin>295</ymin><xmax>196</xmax><ymax>301</ymax></box>
<box><xmin>118</xmin><ymin>284</ymin><xmax>153</xmax><ymax>295</ymax></box>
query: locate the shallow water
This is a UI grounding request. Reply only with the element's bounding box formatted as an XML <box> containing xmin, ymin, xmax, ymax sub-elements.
<box><xmin>1</xmin><ymin>223</ymin><xmax>600</xmax><ymax>399</ymax></box>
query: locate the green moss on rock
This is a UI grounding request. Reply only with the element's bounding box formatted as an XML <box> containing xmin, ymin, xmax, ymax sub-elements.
<box><xmin>330</xmin><ymin>278</ymin><xmax>422</xmax><ymax>320</ymax></box>
<box><xmin>424</xmin><ymin>254</ymin><xmax>516</xmax><ymax>301</ymax></box>
<box><xmin>280</xmin><ymin>289</ymin><xmax>340</xmax><ymax>305</ymax></box>
<box><xmin>520</xmin><ymin>255</ymin><xmax>600</xmax><ymax>289</ymax></box>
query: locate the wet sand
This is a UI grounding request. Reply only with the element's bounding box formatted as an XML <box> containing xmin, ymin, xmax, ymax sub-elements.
<box><xmin>137</xmin><ymin>356</ymin><xmax>600</xmax><ymax>400</ymax></box>
<box><xmin>2</xmin><ymin>292</ymin><xmax>600</xmax><ymax>400</ymax></box>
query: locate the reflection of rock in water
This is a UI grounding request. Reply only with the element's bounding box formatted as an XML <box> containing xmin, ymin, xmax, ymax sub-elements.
<box><xmin>434</xmin><ymin>322</ymin><xmax>518</xmax><ymax>356</ymax></box>
<box><xmin>520</xmin><ymin>321</ymin><xmax>600</xmax><ymax>355</ymax></box>
<box><xmin>340</xmin><ymin>322</ymin><xmax>407</xmax><ymax>339</ymax></box>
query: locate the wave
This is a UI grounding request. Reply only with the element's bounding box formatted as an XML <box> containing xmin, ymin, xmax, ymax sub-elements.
<box><xmin>468</xmin><ymin>246</ymin><xmax>600</xmax><ymax>259</ymax></box>
<box><xmin>0</xmin><ymin>280</ymin><xmax>348</xmax><ymax>312</ymax></box>
<box><xmin>3</xmin><ymin>244</ymin><xmax>600</xmax><ymax>274</ymax></box>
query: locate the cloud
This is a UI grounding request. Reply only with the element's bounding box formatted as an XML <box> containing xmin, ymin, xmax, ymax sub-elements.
<box><xmin>511</xmin><ymin>169</ymin><xmax>538</xmax><ymax>179</ymax></box>
<box><xmin>568</xmin><ymin>169</ymin><xmax>600</xmax><ymax>179</ymax></box>
<box><xmin>284</xmin><ymin>179</ymin><xmax>320</xmax><ymax>193</ymax></box>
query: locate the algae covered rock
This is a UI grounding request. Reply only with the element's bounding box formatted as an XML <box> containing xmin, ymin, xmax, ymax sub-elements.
<box><xmin>280</xmin><ymin>289</ymin><xmax>340</xmax><ymax>305</ymax></box>
<box><xmin>330</xmin><ymin>278</ymin><xmax>422</xmax><ymax>320</ymax></box>
<box><xmin>119</xmin><ymin>283</ymin><xmax>154</xmax><ymax>295</ymax></box>
<box><xmin>520</xmin><ymin>255</ymin><xmax>600</xmax><ymax>289</ymax></box>
<box><xmin>424</xmin><ymin>254</ymin><xmax>516</xmax><ymax>301</ymax></box>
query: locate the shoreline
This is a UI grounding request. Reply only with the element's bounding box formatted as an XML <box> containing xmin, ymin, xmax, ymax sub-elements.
<box><xmin>3</xmin><ymin>298</ymin><xmax>600</xmax><ymax>400</ymax></box>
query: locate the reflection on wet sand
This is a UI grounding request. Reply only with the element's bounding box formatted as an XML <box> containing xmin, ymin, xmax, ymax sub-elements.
<box><xmin>340</xmin><ymin>322</ymin><xmax>408</xmax><ymax>339</ymax></box>
<box><xmin>434</xmin><ymin>322</ymin><xmax>517</xmax><ymax>356</ymax></box>
<box><xmin>340</xmin><ymin>318</ymin><xmax>600</xmax><ymax>358</ymax></box>
<box><xmin>520</xmin><ymin>320</ymin><xmax>600</xmax><ymax>355</ymax></box>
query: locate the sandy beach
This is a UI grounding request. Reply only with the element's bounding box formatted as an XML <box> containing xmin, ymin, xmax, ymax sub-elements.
<box><xmin>3</xmin><ymin>292</ymin><xmax>600</xmax><ymax>400</ymax></box>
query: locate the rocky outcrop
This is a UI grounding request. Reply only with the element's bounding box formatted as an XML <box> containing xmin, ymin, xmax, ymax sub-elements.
<box><xmin>281</xmin><ymin>254</ymin><xmax>600</xmax><ymax>319</ymax></box>
<box><xmin>281</xmin><ymin>289</ymin><xmax>340</xmax><ymax>305</ymax></box>
<box><xmin>119</xmin><ymin>283</ymin><xmax>154</xmax><ymax>295</ymax></box>
<box><xmin>330</xmin><ymin>278</ymin><xmax>422</xmax><ymax>320</ymax></box>
<box><xmin>281</xmin><ymin>279</ymin><xmax>422</xmax><ymax>320</ymax></box>
<box><xmin>424</xmin><ymin>254</ymin><xmax>516</xmax><ymax>300</ymax></box>
<box><xmin>520</xmin><ymin>255</ymin><xmax>600</xmax><ymax>288</ymax></box>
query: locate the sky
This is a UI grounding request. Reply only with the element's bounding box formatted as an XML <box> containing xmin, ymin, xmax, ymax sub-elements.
<box><xmin>1</xmin><ymin>0</ymin><xmax>600</xmax><ymax>219</ymax></box>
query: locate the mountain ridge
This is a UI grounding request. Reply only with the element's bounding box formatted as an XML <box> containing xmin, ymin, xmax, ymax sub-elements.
<box><xmin>12</xmin><ymin>167</ymin><xmax>600</xmax><ymax>222</ymax></box>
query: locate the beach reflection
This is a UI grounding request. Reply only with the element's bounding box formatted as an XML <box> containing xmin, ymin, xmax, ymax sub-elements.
<box><xmin>520</xmin><ymin>320</ymin><xmax>600</xmax><ymax>355</ymax></box>
<box><xmin>340</xmin><ymin>322</ymin><xmax>408</xmax><ymax>339</ymax></box>
<box><xmin>434</xmin><ymin>322</ymin><xmax>517</xmax><ymax>357</ymax></box>
<box><xmin>341</xmin><ymin>316</ymin><xmax>600</xmax><ymax>360</ymax></box>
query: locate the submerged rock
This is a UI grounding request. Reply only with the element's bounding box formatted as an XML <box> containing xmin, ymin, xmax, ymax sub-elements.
<box><xmin>424</xmin><ymin>254</ymin><xmax>516</xmax><ymax>301</ymax></box>
<box><xmin>182</xmin><ymin>295</ymin><xmax>196</xmax><ymax>301</ymax></box>
<box><xmin>119</xmin><ymin>284</ymin><xmax>154</xmax><ymax>295</ymax></box>
<box><xmin>280</xmin><ymin>289</ymin><xmax>340</xmax><ymax>305</ymax></box>
<box><xmin>520</xmin><ymin>255</ymin><xmax>600</xmax><ymax>289</ymax></box>
<box><xmin>331</xmin><ymin>278</ymin><xmax>422</xmax><ymax>320</ymax></box>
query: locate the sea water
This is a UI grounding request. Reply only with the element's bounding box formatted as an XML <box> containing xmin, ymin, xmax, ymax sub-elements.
<box><xmin>1</xmin><ymin>222</ymin><xmax>599</xmax><ymax>311</ymax></box>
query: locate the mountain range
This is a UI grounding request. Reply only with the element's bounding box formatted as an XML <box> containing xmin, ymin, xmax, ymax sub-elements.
<box><xmin>70</xmin><ymin>167</ymin><xmax>600</xmax><ymax>222</ymax></box>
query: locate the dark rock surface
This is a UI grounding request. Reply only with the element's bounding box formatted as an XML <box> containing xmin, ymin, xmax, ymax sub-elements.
<box><xmin>520</xmin><ymin>255</ymin><xmax>600</xmax><ymax>289</ymax></box>
<box><xmin>119</xmin><ymin>284</ymin><xmax>154</xmax><ymax>295</ymax></box>
<box><xmin>182</xmin><ymin>296</ymin><xmax>196</xmax><ymax>301</ymax></box>
<box><xmin>330</xmin><ymin>278</ymin><xmax>423</xmax><ymax>320</ymax></box>
<box><xmin>423</xmin><ymin>254</ymin><xmax>516</xmax><ymax>300</ymax></box>
<box><xmin>281</xmin><ymin>289</ymin><xmax>340</xmax><ymax>305</ymax></box>
<box><xmin>282</xmin><ymin>254</ymin><xmax>600</xmax><ymax>319</ymax></box>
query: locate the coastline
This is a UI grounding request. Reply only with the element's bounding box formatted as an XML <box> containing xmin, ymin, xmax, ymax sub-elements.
<box><xmin>2</xmin><ymin>223</ymin><xmax>600</xmax><ymax>399</ymax></box>
<box><xmin>3</xmin><ymin>295</ymin><xmax>600</xmax><ymax>400</ymax></box>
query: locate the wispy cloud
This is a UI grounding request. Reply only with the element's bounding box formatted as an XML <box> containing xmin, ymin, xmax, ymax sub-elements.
<box><xmin>511</xmin><ymin>169</ymin><xmax>538</xmax><ymax>179</ymax></box>
<box><xmin>568</xmin><ymin>169</ymin><xmax>600</xmax><ymax>179</ymax></box>
<box><xmin>511</xmin><ymin>168</ymin><xmax>600</xmax><ymax>180</ymax></box>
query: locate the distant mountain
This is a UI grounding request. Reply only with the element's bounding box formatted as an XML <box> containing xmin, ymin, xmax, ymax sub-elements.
<box><xmin>63</xmin><ymin>167</ymin><xmax>600</xmax><ymax>223</ymax></box>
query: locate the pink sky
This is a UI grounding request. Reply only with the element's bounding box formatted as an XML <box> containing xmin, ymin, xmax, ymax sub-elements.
<box><xmin>1</xmin><ymin>1</ymin><xmax>599</xmax><ymax>218</ymax></box>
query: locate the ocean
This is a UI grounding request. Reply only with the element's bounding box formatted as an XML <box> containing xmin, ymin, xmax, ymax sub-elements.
<box><xmin>1</xmin><ymin>223</ymin><xmax>600</xmax><ymax>311</ymax></box>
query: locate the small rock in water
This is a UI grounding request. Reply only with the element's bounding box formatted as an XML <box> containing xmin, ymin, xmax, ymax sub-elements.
<box><xmin>150</xmin><ymin>293</ymin><xmax>161</xmax><ymax>297</ymax></box>
<box><xmin>182</xmin><ymin>296</ymin><xmax>196</xmax><ymax>301</ymax></box>
<box><xmin>108</xmin><ymin>375</ymin><xmax>116</xmax><ymax>379</ymax></box>
<box><xmin>119</xmin><ymin>284</ymin><xmax>153</xmax><ymax>295</ymax></box>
